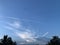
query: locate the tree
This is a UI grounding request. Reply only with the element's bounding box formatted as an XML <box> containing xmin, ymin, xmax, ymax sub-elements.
<box><xmin>0</xmin><ymin>35</ymin><xmax>17</xmax><ymax>45</ymax></box>
<box><xmin>46</xmin><ymin>36</ymin><xmax>60</xmax><ymax>45</ymax></box>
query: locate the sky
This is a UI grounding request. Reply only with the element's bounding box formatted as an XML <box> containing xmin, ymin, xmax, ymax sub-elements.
<box><xmin>0</xmin><ymin>0</ymin><xmax>60</xmax><ymax>42</ymax></box>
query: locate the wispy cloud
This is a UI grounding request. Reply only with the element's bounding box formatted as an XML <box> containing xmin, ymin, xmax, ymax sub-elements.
<box><xmin>2</xmin><ymin>16</ymin><xmax>37</xmax><ymax>42</ymax></box>
<box><xmin>15</xmin><ymin>31</ymin><xmax>36</xmax><ymax>42</ymax></box>
<box><xmin>1</xmin><ymin>16</ymin><xmax>49</xmax><ymax>42</ymax></box>
<box><xmin>42</xmin><ymin>32</ymin><xmax>49</xmax><ymax>37</ymax></box>
<box><xmin>4</xmin><ymin>26</ymin><xmax>14</xmax><ymax>31</ymax></box>
<box><xmin>7</xmin><ymin>21</ymin><xmax>21</xmax><ymax>29</ymax></box>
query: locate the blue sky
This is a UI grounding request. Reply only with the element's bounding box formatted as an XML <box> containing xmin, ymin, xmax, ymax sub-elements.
<box><xmin>0</xmin><ymin>0</ymin><xmax>60</xmax><ymax>41</ymax></box>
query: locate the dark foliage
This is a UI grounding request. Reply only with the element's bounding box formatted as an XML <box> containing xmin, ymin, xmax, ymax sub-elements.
<box><xmin>0</xmin><ymin>35</ymin><xmax>17</xmax><ymax>45</ymax></box>
<box><xmin>47</xmin><ymin>36</ymin><xmax>60</xmax><ymax>45</ymax></box>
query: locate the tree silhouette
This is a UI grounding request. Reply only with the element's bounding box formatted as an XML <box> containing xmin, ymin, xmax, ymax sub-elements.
<box><xmin>46</xmin><ymin>36</ymin><xmax>60</xmax><ymax>45</ymax></box>
<box><xmin>0</xmin><ymin>35</ymin><xmax>17</xmax><ymax>45</ymax></box>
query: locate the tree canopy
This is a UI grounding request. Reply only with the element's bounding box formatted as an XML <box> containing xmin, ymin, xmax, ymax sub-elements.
<box><xmin>0</xmin><ymin>35</ymin><xmax>17</xmax><ymax>45</ymax></box>
<box><xmin>47</xmin><ymin>36</ymin><xmax>60</xmax><ymax>45</ymax></box>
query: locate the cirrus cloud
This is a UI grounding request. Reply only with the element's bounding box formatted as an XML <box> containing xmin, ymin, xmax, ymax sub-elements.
<box><xmin>1</xmin><ymin>16</ymin><xmax>49</xmax><ymax>42</ymax></box>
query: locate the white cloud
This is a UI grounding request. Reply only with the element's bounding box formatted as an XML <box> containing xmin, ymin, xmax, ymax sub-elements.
<box><xmin>4</xmin><ymin>26</ymin><xmax>14</xmax><ymax>30</ymax></box>
<box><xmin>15</xmin><ymin>31</ymin><xmax>36</xmax><ymax>42</ymax></box>
<box><xmin>3</xmin><ymin>16</ymin><xmax>19</xmax><ymax>20</ymax></box>
<box><xmin>42</xmin><ymin>32</ymin><xmax>49</xmax><ymax>37</ymax></box>
<box><xmin>7</xmin><ymin>21</ymin><xmax>21</xmax><ymax>29</ymax></box>
<box><xmin>2</xmin><ymin>16</ymin><xmax>36</xmax><ymax>42</ymax></box>
<box><xmin>2</xmin><ymin>16</ymin><xmax>49</xmax><ymax>42</ymax></box>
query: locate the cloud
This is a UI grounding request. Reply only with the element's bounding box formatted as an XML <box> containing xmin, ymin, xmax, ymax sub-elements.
<box><xmin>42</xmin><ymin>32</ymin><xmax>49</xmax><ymax>37</ymax></box>
<box><xmin>6</xmin><ymin>17</ymin><xmax>19</xmax><ymax>20</ymax></box>
<box><xmin>15</xmin><ymin>31</ymin><xmax>36</xmax><ymax>42</ymax></box>
<box><xmin>2</xmin><ymin>16</ymin><xmax>37</xmax><ymax>42</ymax></box>
<box><xmin>7</xmin><ymin>21</ymin><xmax>21</xmax><ymax>29</ymax></box>
<box><xmin>2</xmin><ymin>16</ymin><xmax>49</xmax><ymax>42</ymax></box>
<box><xmin>2</xmin><ymin>16</ymin><xmax>19</xmax><ymax>20</ymax></box>
<box><xmin>4</xmin><ymin>26</ymin><xmax>14</xmax><ymax>31</ymax></box>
